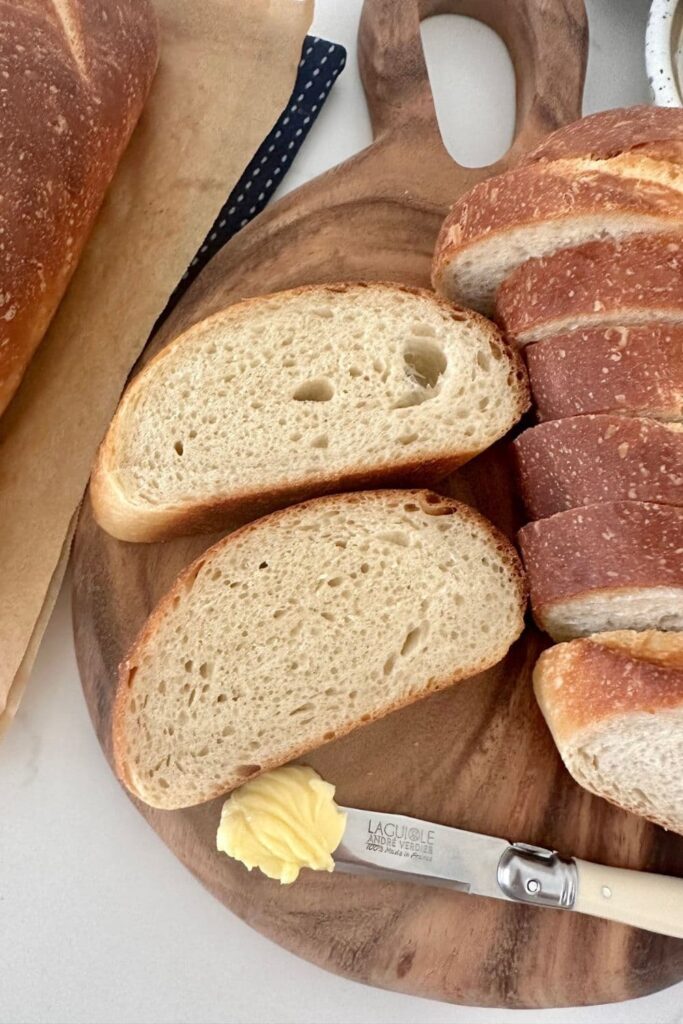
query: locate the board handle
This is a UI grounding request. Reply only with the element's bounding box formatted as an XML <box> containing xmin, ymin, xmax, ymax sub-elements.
<box><xmin>358</xmin><ymin>0</ymin><xmax>587</xmax><ymax>173</ymax></box>
<box><xmin>574</xmin><ymin>859</ymin><xmax>683</xmax><ymax>939</ymax></box>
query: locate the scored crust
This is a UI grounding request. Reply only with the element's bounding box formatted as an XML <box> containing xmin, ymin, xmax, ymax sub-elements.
<box><xmin>113</xmin><ymin>489</ymin><xmax>528</xmax><ymax>808</ymax></box>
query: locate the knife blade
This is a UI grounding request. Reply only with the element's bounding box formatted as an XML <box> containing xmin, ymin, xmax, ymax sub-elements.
<box><xmin>334</xmin><ymin>806</ymin><xmax>683</xmax><ymax>939</ymax></box>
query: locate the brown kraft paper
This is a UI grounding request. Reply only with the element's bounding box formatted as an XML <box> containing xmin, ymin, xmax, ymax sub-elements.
<box><xmin>0</xmin><ymin>0</ymin><xmax>313</xmax><ymax>735</ymax></box>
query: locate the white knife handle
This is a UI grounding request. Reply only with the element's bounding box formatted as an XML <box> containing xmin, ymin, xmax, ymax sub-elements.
<box><xmin>575</xmin><ymin>859</ymin><xmax>683</xmax><ymax>939</ymax></box>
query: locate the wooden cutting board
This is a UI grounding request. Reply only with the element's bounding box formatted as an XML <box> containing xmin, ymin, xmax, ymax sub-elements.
<box><xmin>71</xmin><ymin>0</ymin><xmax>683</xmax><ymax>1008</ymax></box>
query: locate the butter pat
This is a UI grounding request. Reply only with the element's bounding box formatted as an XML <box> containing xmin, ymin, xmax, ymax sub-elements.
<box><xmin>216</xmin><ymin>765</ymin><xmax>347</xmax><ymax>884</ymax></box>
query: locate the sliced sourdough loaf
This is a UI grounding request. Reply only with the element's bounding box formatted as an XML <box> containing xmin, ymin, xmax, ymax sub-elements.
<box><xmin>496</xmin><ymin>234</ymin><xmax>683</xmax><ymax>345</ymax></box>
<box><xmin>91</xmin><ymin>283</ymin><xmax>529</xmax><ymax>543</ymax></box>
<box><xmin>513</xmin><ymin>416</ymin><xmax>683</xmax><ymax>519</ymax></box>
<box><xmin>518</xmin><ymin>500</ymin><xmax>683</xmax><ymax>641</ymax></box>
<box><xmin>526</xmin><ymin>325</ymin><xmax>683</xmax><ymax>422</ymax></box>
<box><xmin>432</xmin><ymin>109</ymin><xmax>683</xmax><ymax>315</ymax></box>
<box><xmin>534</xmin><ymin>631</ymin><xmax>683</xmax><ymax>835</ymax></box>
<box><xmin>113</xmin><ymin>489</ymin><xmax>527</xmax><ymax>809</ymax></box>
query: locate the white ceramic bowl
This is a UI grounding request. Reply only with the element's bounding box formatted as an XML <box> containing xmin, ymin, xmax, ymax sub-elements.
<box><xmin>646</xmin><ymin>0</ymin><xmax>683</xmax><ymax>106</ymax></box>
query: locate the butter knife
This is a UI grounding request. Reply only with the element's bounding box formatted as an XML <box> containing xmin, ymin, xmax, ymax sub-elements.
<box><xmin>334</xmin><ymin>806</ymin><xmax>683</xmax><ymax>938</ymax></box>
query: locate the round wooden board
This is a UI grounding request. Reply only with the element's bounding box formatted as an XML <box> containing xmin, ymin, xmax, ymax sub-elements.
<box><xmin>72</xmin><ymin>0</ymin><xmax>683</xmax><ymax>1008</ymax></box>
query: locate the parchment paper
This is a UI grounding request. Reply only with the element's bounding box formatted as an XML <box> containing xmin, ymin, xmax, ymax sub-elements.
<box><xmin>0</xmin><ymin>0</ymin><xmax>313</xmax><ymax>735</ymax></box>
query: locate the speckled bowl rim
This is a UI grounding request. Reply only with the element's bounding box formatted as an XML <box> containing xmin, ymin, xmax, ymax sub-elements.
<box><xmin>646</xmin><ymin>0</ymin><xmax>683</xmax><ymax>106</ymax></box>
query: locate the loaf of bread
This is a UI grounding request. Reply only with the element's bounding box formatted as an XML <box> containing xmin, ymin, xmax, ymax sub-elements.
<box><xmin>514</xmin><ymin>416</ymin><xmax>683</xmax><ymax>518</ymax></box>
<box><xmin>497</xmin><ymin>234</ymin><xmax>683</xmax><ymax>345</ymax></box>
<box><xmin>114</xmin><ymin>489</ymin><xmax>527</xmax><ymax>809</ymax></box>
<box><xmin>534</xmin><ymin>631</ymin><xmax>683</xmax><ymax>835</ymax></box>
<box><xmin>91</xmin><ymin>283</ymin><xmax>529</xmax><ymax>543</ymax></box>
<box><xmin>526</xmin><ymin>325</ymin><xmax>683</xmax><ymax>422</ymax></box>
<box><xmin>518</xmin><ymin>501</ymin><xmax>683</xmax><ymax>640</ymax></box>
<box><xmin>431</xmin><ymin>108</ymin><xmax>683</xmax><ymax>315</ymax></box>
<box><xmin>0</xmin><ymin>0</ymin><xmax>158</xmax><ymax>416</ymax></box>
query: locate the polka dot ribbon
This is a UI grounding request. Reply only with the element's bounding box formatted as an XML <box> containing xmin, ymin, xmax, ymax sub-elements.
<box><xmin>159</xmin><ymin>36</ymin><xmax>347</xmax><ymax>322</ymax></box>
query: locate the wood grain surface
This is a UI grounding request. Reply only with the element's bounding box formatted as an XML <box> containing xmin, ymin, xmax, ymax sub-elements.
<box><xmin>72</xmin><ymin>0</ymin><xmax>683</xmax><ymax>1007</ymax></box>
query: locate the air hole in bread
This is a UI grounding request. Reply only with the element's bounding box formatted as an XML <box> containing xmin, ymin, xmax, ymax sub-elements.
<box><xmin>293</xmin><ymin>377</ymin><xmax>334</xmax><ymax>402</ymax></box>
<box><xmin>311</xmin><ymin>434</ymin><xmax>329</xmax><ymax>449</ymax></box>
<box><xmin>401</xmin><ymin>625</ymin><xmax>423</xmax><ymax>658</ymax></box>
<box><xmin>323</xmin><ymin>731</ymin><xmax>335</xmax><ymax>741</ymax></box>
<box><xmin>398</xmin><ymin>431</ymin><xmax>419</xmax><ymax>445</ymax></box>
<box><xmin>349</xmin><ymin>366</ymin><xmax>362</xmax><ymax>378</ymax></box>
<box><xmin>126</xmin><ymin>666</ymin><xmax>138</xmax><ymax>689</ymax></box>
<box><xmin>313</xmin><ymin>306</ymin><xmax>333</xmax><ymax>318</ymax></box>
<box><xmin>199</xmin><ymin>662</ymin><xmax>211</xmax><ymax>679</ymax></box>
<box><xmin>289</xmin><ymin>702</ymin><xmax>314</xmax><ymax>717</ymax></box>
<box><xmin>360</xmin><ymin>562</ymin><xmax>370</xmax><ymax>574</ymax></box>
<box><xmin>327</xmin><ymin>576</ymin><xmax>344</xmax><ymax>588</ymax></box>
<box><xmin>384</xmin><ymin>653</ymin><xmax>396</xmax><ymax>675</ymax></box>
<box><xmin>419</xmin><ymin>494</ymin><xmax>452</xmax><ymax>516</ymax></box>
<box><xmin>404</xmin><ymin>339</ymin><xmax>447</xmax><ymax>389</ymax></box>
<box><xmin>236</xmin><ymin>764</ymin><xmax>261</xmax><ymax>778</ymax></box>
<box><xmin>173</xmin><ymin>440</ymin><xmax>184</xmax><ymax>456</ymax></box>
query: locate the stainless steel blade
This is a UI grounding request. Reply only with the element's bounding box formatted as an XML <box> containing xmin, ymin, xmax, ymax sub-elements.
<box><xmin>334</xmin><ymin>806</ymin><xmax>512</xmax><ymax>901</ymax></box>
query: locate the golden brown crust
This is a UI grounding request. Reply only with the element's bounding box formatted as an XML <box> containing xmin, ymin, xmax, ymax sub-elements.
<box><xmin>513</xmin><ymin>416</ymin><xmax>683</xmax><ymax>519</ymax></box>
<box><xmin>432</xmin><ymin>159</ymin><xmax>683</xmax><ymax>306</ymax></box>
<box><xmin>534</xmin><ymin>632</ymin><xmax>683</xmax><ymax>745</ymax></box>
<box><xmin>113</xmin><ymin>489</ymin><xmax>528</xmax><ymax>808</ymax></box>
<box><xmin>497</xmin><ymin>234</ymin><xmax>683</xmax><ymax>343</ymax></box>
<box><xmin>518</xmin><ymin>500</ymin><xmax>683</xmax><ymax>623</ymax></box>
<box><xmin>526</xmin><ymin>324</ymin><xmax>683</xmax><ymax>422</ymax></box>
<box><xmin>91</xmin><ymin>281</ymin><xmax>530</xmax><ymax>543</ymax></box>
<box><xmin>0</xmin><ymin>0</ymin><xmax>158</xmax><ymax>415</ymax></box>
<box><xmin>524</xmin><ymin>106</ymin><xmax>683</xmax><ymax>164</ymax></box>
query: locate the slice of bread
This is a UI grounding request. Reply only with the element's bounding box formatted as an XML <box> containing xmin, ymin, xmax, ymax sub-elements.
<box><xmin>497</xmin><ymin>234</ymin><xmax>683</xmax><ymax>345</ymax></box>
<box><xmin>525</xmin><ymin>106</ymin><xmax>683</xmax><ymax>165</ymax></box>
<box><xmin>526</xmin><ymin>325</ymin><xmax>683</xmax><ymax>422</ymax></box>
<box><xmin>113</xmin><ymin>489</ymin><xmax>527</xmax><ymax>810</ymax></box>
<box><xmin>518</xmin><ymin>501</ymin><xmax>683</xmax><ymax>641</ymax></box>
<box><xmin>91</xmin><ymin>283</ymin><xmax>529</xmax><ymax>543</ymax></box>
<box><xmin>432</xmin><ymin>159</ymin><xmax>683</xmax><ymax>315</ymax></box>
<box><xmin>534</xmin><ymin>631</ymin><xmax>683</xmax><ymax>835</ymax></box>
<box><xmin>513</xmin><ymin>416</ymin><xmax>683</xmax><ymax>519</ymax></box>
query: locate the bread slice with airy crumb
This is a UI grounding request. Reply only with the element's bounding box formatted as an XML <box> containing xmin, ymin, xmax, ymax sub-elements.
<box><xmin>90</xmin><ymin>282</ymin><xmax>529</xmax><ymax>543</ymax></box>
<box><xmin>114</xmin><ymin>489</ymin><xmax>527</xmax><ymax>810</ymax></box>
<box><xmin>534</xmin><ymin>631</ymin><xmax>683</xmax><ymax>835</ymax></box>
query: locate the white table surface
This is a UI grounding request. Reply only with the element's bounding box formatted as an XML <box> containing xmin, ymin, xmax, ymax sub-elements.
<box><xmin>2</xmin><ymin>2</ymin><xmax>682</xmax><ymax>1022</ymax></box>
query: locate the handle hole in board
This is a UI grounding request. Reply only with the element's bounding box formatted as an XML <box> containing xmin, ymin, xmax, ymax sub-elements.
<box><xmin>420</xmin><ymin>14</ymin><xmax>515</xmax><ymax>168</ymax></box>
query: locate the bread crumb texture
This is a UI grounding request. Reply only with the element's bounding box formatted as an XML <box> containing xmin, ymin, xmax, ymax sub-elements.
<box><xmin>115</xmin><ymin>490</ymin><xmax>525</xmax><ymax>809</ymax></box>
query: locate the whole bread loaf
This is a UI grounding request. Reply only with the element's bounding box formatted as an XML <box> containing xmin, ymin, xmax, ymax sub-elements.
<box><xmin>497</xmin><ymin>234</ymin><xmax>683</xmax><ymax>345</ymax></box>
<box><xmin>113</xmin><ymin>489</ymin><xmax>527</xmax><ymax>809</ymax></box>
<box><xmin>431</xmin><ymin>108</ymin><xmax>683</xmax><ymax>314</ymax></box>
<box><xmin>518</xmin><ymin>500</ymin><xmax>683</xmax><ymax>640</ymax></box>
<box><xmin>91</xmin><ymin>283</ymin><xmax>529</xmax><ymax>543</ymax></box>
<box><xmin>0</xmin><ymin>0</ymin><xmax>158</xmax><ymax>416</ymax></box>
<box><xmin>526</xmin><ymin>325</ymin><xmax>683</xmax><ymax>422</ymax></box>
<box><xmin>534</xmin><ymin>631</ymin><xmax>683</xmax><ymax>835</ymax></box>
<box><xmin>514</xmin><ymin>415</ymin><xmax>683</xmax><ymax>518</ymax></box>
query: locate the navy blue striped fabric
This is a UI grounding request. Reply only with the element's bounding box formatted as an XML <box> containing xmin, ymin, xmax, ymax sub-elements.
<box><xmin>161</xmin><ymin>35</ymin><xmax>347</xmax><ymax>320</ymax></box>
